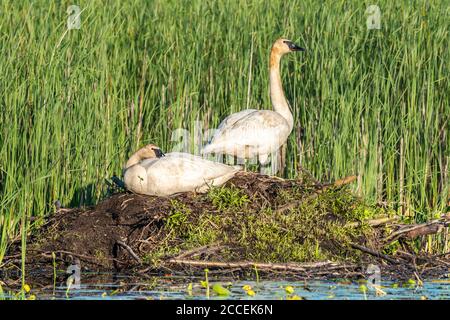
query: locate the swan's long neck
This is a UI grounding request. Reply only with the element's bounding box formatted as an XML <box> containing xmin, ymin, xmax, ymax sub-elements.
<box><xmin>125</xmin><ymin>153</ymin><xmax>142</xmax><ymax>170</ymax></box>
<box><xmin>125</xmin><ymin>149</ymin><xmax>152</xmax><ymax>170</ymax></box>
<box><xmin>269</xmin><ymin>51</ymin><xmax>293</xmax><ymax>131</ymax></box>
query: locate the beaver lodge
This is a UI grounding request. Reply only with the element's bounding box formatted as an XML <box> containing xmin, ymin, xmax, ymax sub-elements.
<box><xmin>1</xmin><ymin>172</ymin><xmax>449</xmax><ymax>283</ymax></box>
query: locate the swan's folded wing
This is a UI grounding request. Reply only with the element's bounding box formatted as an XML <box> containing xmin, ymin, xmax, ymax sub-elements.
<box><xmin>215</xmin><ymin>109</ymin><xmax>258</xmax><ymax>133</ymax></box>
<box><xmin>151</xmin><ymin>153</ymin><xmax>238</xmax><ymax>181</ymax></box>
<box><xmin>210</xmin><ymin>110</ymin><xmax>288</xmax><ymax>148</ymax></box>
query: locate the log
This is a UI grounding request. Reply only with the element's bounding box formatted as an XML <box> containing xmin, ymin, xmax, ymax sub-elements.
<box><xmin>403</xmin><ymin>224</ymin><xmax>445</xmax><ymax>239</ymax></box>
<box><xmin>385</xmin><ymin>219</ymin><xmax>449</xmax><ymax>242</ymax></box>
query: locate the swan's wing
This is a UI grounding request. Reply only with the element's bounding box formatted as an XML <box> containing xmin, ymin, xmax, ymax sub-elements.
<box><xmin>149</xmin><ymin>153</ymin><xmax>237</xmax><ymax>182</ymax></box>
<box><xmin>215</xmin><ymin>109</ymin><xmax>258</xmax><ymax>133</ymax></box>
<box><xmin>139</xmin><ymin>158</ymin><xmax>158</xmax><ymax>167</ymax></box>
<box><xmin>208</xmin><ymin>110</ymin><xmax>288</xmax><ymax>149</ymax></box>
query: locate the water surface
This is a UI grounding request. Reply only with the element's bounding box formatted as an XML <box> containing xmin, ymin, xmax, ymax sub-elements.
<box><xmin>6</xmin><ymin>274</ymin><xmax>448</xmax><ymax>300</ymax></box>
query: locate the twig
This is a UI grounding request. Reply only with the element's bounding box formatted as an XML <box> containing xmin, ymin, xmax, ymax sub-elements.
<box><xmin>174</xmin><ymin>243</ymin><xmax>226</xmax><ymax>260</ymax></box>
<box><xmin>350</xmin><ymin>243</ymin><xmax>400</xmax><ymax>264</ymax></box>
<box><xmin>346</xmin><ymin>216</ymin><xmax>399</xmax><ymax>228</ymax></box>
<box><xmin>430</xmin><ymin>251</ymin><xmax>450</xmax><ymax>258</ymax></box>
<box><xmin>116</xmin><ymin>240</ymin><xmax>142</xmax><ymax>264</ymax></box>
<box><xmin>41</xmin><ymin>250</ymin><xmax>114</xmax><ymax>266</ymax></box>
<box><xmin>333</xmin><ymin>175</ymin><xmax>358</xmax><ymax>187</ymax></box>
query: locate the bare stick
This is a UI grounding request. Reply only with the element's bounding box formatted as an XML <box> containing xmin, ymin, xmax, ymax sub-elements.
<box><xmin>166</xmin><ymin>259</ymin><xmax>353</xmax><ymax>273</ymax></box>
<box><xmin>346</xmin><ymin>216</ymin><xmax>399</xmax><ymax>228</ymax></box>
<box><xmin>385</xmin><ymin>219</ymin><xmax>449</xmax><ymax>242</ymax></box>
<box><xmin>116</xmin><ymin>240</ymin><xmax>142</xmax><ymax>264</ymax></box>
<box><xmin>350</xmin><ymin>243</ymin><xmax>399</xmax><ymax>264</ymax></box>
<box><xmin>39</xmin><ymin>250</ymin><xmax>116</xmax><ymax>267</ymax></box>
<box><xmin>174</xmin><ymin>243</ymin><xmax>226</xmax><ymax>260</ymax></box>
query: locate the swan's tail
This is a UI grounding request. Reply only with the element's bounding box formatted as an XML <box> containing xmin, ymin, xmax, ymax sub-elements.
<box><xmin>207</xmin><ymin>165</ymin><xmax>241</xmax><ymax>190</ymax></box>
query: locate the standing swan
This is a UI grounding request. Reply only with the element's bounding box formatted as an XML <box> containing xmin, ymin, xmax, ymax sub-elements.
<box><xmin>123</xmin><ymin>144</ymin><xmax>241</xmax><ymax>196</ymax></box>
<box><xmin>202</xmin><ymin>38</ymin><xmax>304</xmax><ymax>164</ymax></box>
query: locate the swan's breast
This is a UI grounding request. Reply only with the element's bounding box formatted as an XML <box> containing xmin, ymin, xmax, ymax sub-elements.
<box><xmin>123</xmin><ymin>164</ymin><xmax>149</xmax><ymax>194</ymax></box>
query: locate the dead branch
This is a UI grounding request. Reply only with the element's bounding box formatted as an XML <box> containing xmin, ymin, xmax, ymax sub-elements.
<box><xmin>346</xmin><ymin>216</ymin><xmax>399</xmax><ymax>228</ymax></box>
<box><xmin>350</xmin><ymin>243</ymin><xmax>400</xmax><ymax>264</ymax></box>
<box><xmin>403</xmin><ymin>224</ymin><xmax>445</xmax><ymax>239</ymax></box>
<box><xmin>385</xmin><ymin>219</ymin><xmax>449</xmax><ymax>243</ymax></box>
<box><xmin>116</xmin><ymin>240</ymin><xmax>142</xmax><ymax>264</ymax></box>
<box><xmin>166</xmin><ymin>258</ymin><xmax>354</xmax><ymax>273</ymax></box>
<box><xmin>173</xmin><ymin>243</ymin><xmax>227</xmax><ymax>260</ymax></box>
<box><xmin>42</xmin><ymin>250</ymin><xmax>112</xmax><ymax>266</ymax></box>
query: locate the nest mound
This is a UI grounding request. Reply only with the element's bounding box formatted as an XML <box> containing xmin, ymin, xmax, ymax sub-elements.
<box><xmin>3</xmin><ymin>172</ymin><xmax>449</xmax><ymax>281</ymax></box>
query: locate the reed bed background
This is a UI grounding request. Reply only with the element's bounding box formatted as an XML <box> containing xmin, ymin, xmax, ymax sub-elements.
<box><xmin>0</xmin><ymin>0</ymin><xmax>449</xmax><ymax>261</ymax></box>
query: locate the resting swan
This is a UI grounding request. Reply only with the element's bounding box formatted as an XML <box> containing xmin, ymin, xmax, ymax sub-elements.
<box><xmin>123</xmin><ymin>144</ymin><xmax>241</xmax><ymax>196</ymax></box>
<box><xmin>202</xmin><ymin>38</ymin><xmax>304</xmax><ymax>164</ymax></box>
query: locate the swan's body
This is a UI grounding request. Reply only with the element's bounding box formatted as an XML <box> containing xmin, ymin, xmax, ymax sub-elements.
<box><xmin>123</xmin><ymin>145</ymin><xmax>241</xmax><ymax>196</ymax></box>
<box><xmin>202</xmin><ymin>109</ymin><xmax>291</xmax><ymax>163</ymax></box>
<box><xmin>202</xmin><ymin>38</ymin><xmax>304</xmax><ymax>164</ymax></box>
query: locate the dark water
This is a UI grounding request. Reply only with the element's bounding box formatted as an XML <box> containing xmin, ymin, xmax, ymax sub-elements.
<box><xmin>3</xmin><ymin>274</ymin><xmax>449</xmax><ymax>300</ymax></box>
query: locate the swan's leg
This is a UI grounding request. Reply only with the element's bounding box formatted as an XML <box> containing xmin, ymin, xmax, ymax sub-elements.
<box><xmin>260</xmin><ymin>161</ymin><xmax>275</xmax><ymax>175</ymax></box>
<box><xmin>225</xmin><ymin>153</ymin><xmax>234</xmax><ymax>165</ymax></box>
<box><xmin>243</xmin><ymin>145</ymin><xmax>253</xmax><ymax>172</ymax></box>
<box><xmin>247</xmin><ymin>153</ymin><xmax>258</xmax><ymax>172</ymax></box>
<box><xmin>258</xmin><ymin>153</ymin><xmax>269</xmax><ymax>165</ymax></box>
<box><xmin>258</xmin><ymin>153</ymin><xmax>270</xmax><ymax>175</ymax></box>
<box><xmin>278</xmin><ymin>143</ymin><xmax>287</xmax><ymax>176</ymax></box>
<box><xmin>260</xmin><ymin>153</ymin><xmax>283</xmax><ymax>176</ymax></box>
<box><xmin>236</xmin><ymin>157</ymin><xmax>248</xmax><ymax>171</ymax></box>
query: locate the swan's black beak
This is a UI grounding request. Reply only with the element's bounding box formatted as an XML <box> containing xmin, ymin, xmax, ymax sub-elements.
<box><xmin>154</xmin><ymin>149</ymin><xmax>165</xmax><ymax>158</ymax></box>
<box><xmin>285</xmin><ymin>41</ymin><xmax>305</xmax><ymax>52</ymax></box>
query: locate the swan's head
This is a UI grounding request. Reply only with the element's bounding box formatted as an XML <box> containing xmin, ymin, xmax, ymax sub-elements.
<box><xmin>140</xmin><ymin>144</ymin><xmax>165</xmax><ymax>158</ymax></box>
<box><xmin>124</xmin><ymin>144</ymin><xmax>165</xmax><ymax>170</ymax></box>
<box><xmin>272</xmin><ymin>38</ymin><xmax>305</xmax><ymax>55</ymax></box>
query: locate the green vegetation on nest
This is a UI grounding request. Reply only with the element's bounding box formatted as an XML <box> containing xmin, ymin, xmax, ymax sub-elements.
<box><xmin>143</xmin><ymin>185</ymin><xmax>380</xmax><ymax>265</ymax></box>
<box><xmin>207</xmin><ymin>185</ymin><xmax>250</xmax><ymax>210</ymax></box>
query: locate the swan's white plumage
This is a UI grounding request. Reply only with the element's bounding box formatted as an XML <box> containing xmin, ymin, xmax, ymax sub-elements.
<box><xmin>202</xmin><ymin>109</ymin><xmax>290</xmax><ymax>160</ymax></box>
<box><xmin>124</xmin><ymin>150</ymin><xmax>241</xmax><ymax>196</ymax></box>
